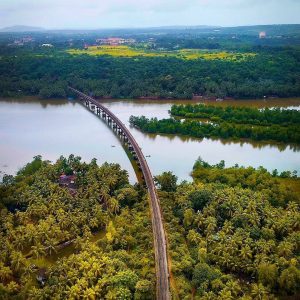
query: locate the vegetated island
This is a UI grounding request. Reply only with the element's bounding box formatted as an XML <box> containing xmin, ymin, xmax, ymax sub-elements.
<box><xmin>129</xmin><ymin>104</ymin><xmax>300</xmax><ymax>144</ymax></box>
<box><xmin>0</xmin><ymin>155</ymin><xmax>299</xmax><ymax>298</ymax></box>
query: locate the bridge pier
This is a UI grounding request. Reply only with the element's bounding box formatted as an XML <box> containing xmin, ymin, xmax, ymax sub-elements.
<box><xmin>69</xmin><ymin>86</ymin><xmax>170</xmax><ymax>300</ymax></box>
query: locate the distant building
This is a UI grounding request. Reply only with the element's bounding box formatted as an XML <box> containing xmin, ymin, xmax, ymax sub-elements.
<box><xmin>96</xmin><ymin>37</ymin><xmax>136</xmax><ymax>46</ymax></box>
<box><xmin>13</xmin><ymin>40</ymin><xmax>24</xmax><ymax>46</ymax></box>
<box><xmin>22</xmin><ymin>36</ymin><xmax>34</xmax><ymax>43</ymax></box>
<box><xmin>259</xmin><ymin>31</ymin><xmax>266</xmax><ymax>39</ymax></box>
<box><xmin>10</xmin><ymin>36</ymin><xmax>34</xmax><ymax>46</ymax></box>
<box><xmin>41</xmin><ymin>43</ymin><xmax>53</xmax><ymax>47</ymax></box>
<box><xmin>59</xmin><ymin>174</ymin><xmax>76</xmax><ymax>195</ymax></box>
<box><xmin>59</xmin><ymin>174</ymin><xmax>76</xmax><ymax>188</ymax></box>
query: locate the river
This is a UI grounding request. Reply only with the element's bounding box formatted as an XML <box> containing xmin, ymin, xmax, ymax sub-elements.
<box><xmin>0</xmin><ymin>97</ymin><xmax>300</xmax><ymax>182</ymax></box>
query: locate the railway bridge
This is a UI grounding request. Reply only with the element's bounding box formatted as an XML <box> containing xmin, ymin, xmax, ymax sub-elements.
<box><xmin>68</xmin><ymin>87</ymin><xmax>170</xmax><ymax>300</ymax></box>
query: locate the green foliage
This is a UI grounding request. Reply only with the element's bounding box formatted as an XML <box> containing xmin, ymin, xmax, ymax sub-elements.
<box><xmin>192</xmin><ymin>263</ymin><xmax>220</xmax><ymax>288</ymax></box>
<box><xmin>17</xmin><ymin>155</ymin><xmax>43</xmax><ymax>177</ymax></box>
<box><xmin>188</xmin><ymin>189</ymin><xmax>213</xmax><ymax>211</ymax></box>
<box><xmin>171</xmin><ymin>104</ymin><xmax>300</xmax><ymax>126</ymax></box>
<box><xmin>154</xmin><ymin>171</ymin><xmax>178</xmax><ymax>192</ymax></box>
<box><xmin>278</xmin><ymin>266</ymin><xmax>300</xmax><ymax>294</ymax></box>
<box><xmin>192</xmin><ymin>158</ymin><xmax>299</xmax><ymax>206</ymax></box>
<box><xmin>258</xmin><ymin>263</ymin><xmax>278</xmax><ymax>289</ymax></box>
<box><xmin>0</xmin><ymin>156</ymin><xmax>155</xmax><ymax>298</ymax></box>
<box><xmin>158</xmin><ymin>157</ymin><xmax>299</xmax><ymax>298</ymax></box>
<box><xmin>1</xmin><ymin>45</ymin><xmax>300</xmax><ymax>99</ymax></box>
<box><xmin>129</xmin><ymin>115</ymin><xmax>300</xmax><ymax>144</ymax></box>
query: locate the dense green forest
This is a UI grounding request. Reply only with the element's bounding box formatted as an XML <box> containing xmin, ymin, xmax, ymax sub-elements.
<box><xmin>171</xmin><ymin>105</ymin><xmax>300</xmax><ymax>126</ymax></box>
<box><xmin>0</xmin><ymin>48</ymin><xmax>299</xmax><ymax>100</ymax></box>
<box><xmin>0</xmin><ymin>26</ymin><xmax>300</xmax><ymax>100</ymax></box>
<box><xmin>129</xmin><ymin>115</ymin><xmax>300</xmax><ymax>144</ymax></box>
<box><xmin>159</xmin><ymin>159</ymin><xmax>300</xmax><ymax>299</ymax></box>
<box><xmin>0</xmin><ymin>156</ymin><xmax>155</xmax><ymax>299</ymax></box>
<box><xmin>1</xmin><ymin>156</ymin><xmax>299</xmax><ymax>299</ymax></box>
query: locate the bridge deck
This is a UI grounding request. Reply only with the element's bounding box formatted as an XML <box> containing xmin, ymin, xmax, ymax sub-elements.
<box><xmin>68</xmin><ymin>87</ymin><xmax>170</xmax><ymax>300</ymax></box>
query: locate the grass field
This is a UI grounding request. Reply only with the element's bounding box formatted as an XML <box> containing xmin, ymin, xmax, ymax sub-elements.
<box><xmin>67</xmin><ymin>45</ymin><xmax>256</xmax><ymax>61</ymax></box>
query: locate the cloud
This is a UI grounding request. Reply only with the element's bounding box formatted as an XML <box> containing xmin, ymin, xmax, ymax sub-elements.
<box><xmin>0</xmin><ymin>0</ymin><xmax>299</xmax><ymax>28</ymax></box>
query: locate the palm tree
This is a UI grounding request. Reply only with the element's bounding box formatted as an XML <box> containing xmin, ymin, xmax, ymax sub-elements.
<box><xmin>225</xmin><ymin>280</ymin><xmax>242</xmax><ymax>297</ymax></box>
<box><xmin>251</xmin><ymin>283</ymin><xmax>269</xmax><ymax>300</ymax></box>
<box><xmin>277</xmin><ymin>241</ymin><xmax>294</xmax><ymax>259</ymax></box>
<box><xmin>31</xmin><ymin>243</ymin><xmax>46</xmax><ymax>259</ymax></box>
<box><xmin>240</xmin><ymin>245</ymin><xmax>252</xmax><ymax>260</ymax></box>
<box><xmin>82</xmin><ymin>287</ymin><xmax>97</xmax><ymax>300</ymax></box>
<box><xmin>218</xmin><ymin>289</ymin><xmax>234</xmax><ymax>300</ymax></box>
<box><xmin>67</xmin><ymin>284</ymin><xmax>82</xmax><ymax>299</ymax></box>
<box><xmin>44</xmin><ymin>237</ymin><xmax>58</xmax><ymax>255</ymax></box>
<box><xmin>107</xmin><ymin>197</ymin><xmax>120</xmax><ymax>215</ymax></box>
<box><xmin>10</xmin><ymin>251</ymin><xmax>26</xmax><ymax>272</ymax></box>
<box><xmin>0</xmin><ymin>262</ymin><xmax>12</xmax><ymax>281</ymax></box>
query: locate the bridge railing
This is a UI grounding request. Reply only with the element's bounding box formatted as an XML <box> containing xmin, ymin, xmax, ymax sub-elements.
<box><xmin>68</xmin><ymin>87</ymin><xmax>170</xmax><ymax>299</ymax></box>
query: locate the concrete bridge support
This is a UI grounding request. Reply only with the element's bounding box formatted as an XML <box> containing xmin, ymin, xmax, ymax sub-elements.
<box><xmin>69</xmin><ymin>87</ymin><xmax>170</xmax><ymax>300</ymax></box>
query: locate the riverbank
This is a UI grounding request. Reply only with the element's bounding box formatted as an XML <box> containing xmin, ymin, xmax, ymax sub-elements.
<box><xmin>1</xmin><ymin>96</ymin><xmax>300</xmax><ymax>109</ymax></box>
<box><xmin>1</xmin><ymin>97</ymin><xmax>299</xmax><ymax>181</ymax></box>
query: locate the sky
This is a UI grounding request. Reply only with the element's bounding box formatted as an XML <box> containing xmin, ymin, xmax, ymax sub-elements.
<box><xmin>0</xmin><ymin>0</ymin><xmax>300</xmax><ymax>29</ymax></box>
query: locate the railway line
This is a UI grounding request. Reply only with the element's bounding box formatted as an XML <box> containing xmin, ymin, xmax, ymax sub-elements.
<box><xmin>68</xmin><ymin>87</ymin><xmax>170</xmax><ymax>300</ymax></box>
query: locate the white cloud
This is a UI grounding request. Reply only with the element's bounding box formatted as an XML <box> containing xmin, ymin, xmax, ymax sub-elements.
<box><xmin>0</xmin><ymin>0</ymin><xmax>299</xmax><ymax>28</ymax></box>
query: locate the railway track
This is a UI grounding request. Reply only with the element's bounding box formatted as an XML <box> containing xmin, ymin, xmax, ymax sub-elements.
<box><xmin>68</xmin><ymin>87</ymin><xmax>170</xmax><ymax>300</ymax></box>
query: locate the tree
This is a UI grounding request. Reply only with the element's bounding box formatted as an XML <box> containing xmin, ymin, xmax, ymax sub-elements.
<box><xmin>0</xmin><ymin>263</ymin><xmax>12</xmax><ymax>282</ymax></box>
<box><xmin>31</xmin><ymin>243</ymin><xmax>46</xmax><ymax>259</ymax></box>
<box><xmin>251</xmin><ymin>283</ymin><xmax>270</xmax><ymax>300</ymax></box>
<box><xmin>1</xmin><ymin>174</ymin><xmax>14</xmax><ymax>185</ymax></box>
<box><xmin>192</xmin><ymin>263</ymin><xmax>220</xmax><ymax>288</ymax></box>
<box><xmin>10</xmin><ymin>251</ymin><xmax>26</xmax><ymax>272</ymax></box>
<box><xmin>279</xmin><ymin>266</ymin><xmax>300</xmax><ymax>294</ymax></box>
<box><xmin>188</xmin><ymin>189</ymin><xmax>213</xmax><ymax>211</ymax></box>
<box><xmin>257</xmin><ymin>263</ymin><xmax>278</xmax><ymax>289</ymax></box>
<box><xmin>154</xmin><ymin>171</ymin><xmax>178</xmax><ymax>192</ymax></box>
<box><xmin>134</xmin><ymin>280</ymin><xmax>153</xmax><ymax>300</ymax></box>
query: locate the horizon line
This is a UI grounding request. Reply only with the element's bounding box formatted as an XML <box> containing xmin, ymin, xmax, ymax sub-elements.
<box><xmin>1</xmin><ymin>23</ymin><xmax>300</xmax><ymax>32</ymax></box>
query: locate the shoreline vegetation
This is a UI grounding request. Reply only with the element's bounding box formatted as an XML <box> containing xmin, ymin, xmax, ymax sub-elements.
<box><xmin>160</xmin><ymin>158</ymin><xmax>300</xmax><ymax>298</ymax></box>
<box><xmin>0</xmin><ymin>156</ymin><xmax>299</xmax><ymax>299</ymax></box>
<box><xmin>129</xmin><ymin>116</ymin><xmax>300</xmax><ymax>144</ymax></box>
<box><xmin>129</xmin><ymin>104</ymin><xmax>300</xmax><ymax>144</ymax></box>
<box><xmin>2</xmin><ymin>95</ymin><xmax>300</xmax><ymax>104</ymax></box>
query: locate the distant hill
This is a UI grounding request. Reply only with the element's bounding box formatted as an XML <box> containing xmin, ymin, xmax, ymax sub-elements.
<box><xmin>213</xmin><ymin>24</ymin><xmax>300</xmax><ymax>36</ymax></box>
<box><xmin>0</xmin><ymin>25</ymin><xmax>45</xmax><ymax>32</ymax></box>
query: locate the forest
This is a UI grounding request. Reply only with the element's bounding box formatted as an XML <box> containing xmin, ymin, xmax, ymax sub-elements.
<box><xmin>0</xmin><ymin>34</ymin><xmax>300</xmax><ymax>99</ymax></box>
<box><xmin>170</xmin><ymin>104</ymin><xmax>300</xmax><ymax>126</ymax></box>
<box><xmin>1</xmin><ymin>156</ymin><xmax>299</xmax><ymax>299</ymax></box>
<box><xmin>158</xmin><ymin>158</ymin><xmax>300</xmax><ymax>299</ymax></box>
<box><xmin>129</xmin><ymin>115</ymin><xmax>300</xmax><ymax>144</ymax></box>
<box><xmin>0</xmin><ymin>155</ymin><xmax>155</xmax><ymax>299</ymax></box>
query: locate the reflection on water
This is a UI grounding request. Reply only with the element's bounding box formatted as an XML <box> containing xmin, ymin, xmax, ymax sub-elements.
<box><xmin>1</xmin><ymin>97</ymin><xmax>300</xmax><ymax>182</ymax></box>
<box><xmin>140</xmin><ymin>130</ymin><xmax>300</xmax><ymax>152</ymax></box>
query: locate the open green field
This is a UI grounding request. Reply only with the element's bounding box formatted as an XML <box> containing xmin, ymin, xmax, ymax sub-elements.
<box><xmin>67</xmin><ymin>45</ymin><xmax>256</xmax><ymax>61</ymax></box>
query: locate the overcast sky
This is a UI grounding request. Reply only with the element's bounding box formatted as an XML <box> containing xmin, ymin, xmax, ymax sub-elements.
<box><xmin>1</xmin><ymin>0</ymin><xmax>300</xmax><ymax>29</ymax></box>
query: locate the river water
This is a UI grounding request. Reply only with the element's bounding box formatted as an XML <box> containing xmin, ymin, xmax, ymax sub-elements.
<box><xmin>0</xmin><ymin>98</ymin><xmax>299</xmax><ymax>182</ymax></box>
